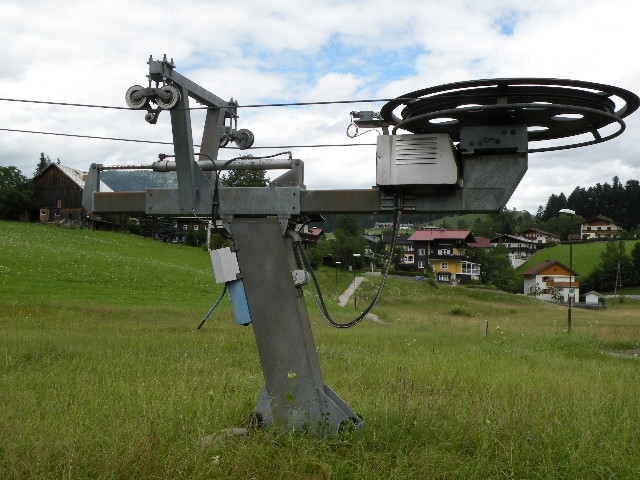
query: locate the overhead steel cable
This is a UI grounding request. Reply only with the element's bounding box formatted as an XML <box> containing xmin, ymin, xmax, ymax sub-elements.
<box><xmin>0</xmin><ymin>96</ymin><xmax>411</xmax><ymax>111</ymax></box>
<box><xmin>0</xmin><ymin>97</ymin><xmax>132</xmax><ymax>110</ymax></box>
<box><xmin>0</xmin><ymin>127</ymin><xmax>375</xmax><ymax>148</ymax></box>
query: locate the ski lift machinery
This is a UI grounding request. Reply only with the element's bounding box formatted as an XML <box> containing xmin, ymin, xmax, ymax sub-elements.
<box><xmin>83</xmin><ymin>56</ymin><xmax>639</xmax><ymax>435</ymax></box>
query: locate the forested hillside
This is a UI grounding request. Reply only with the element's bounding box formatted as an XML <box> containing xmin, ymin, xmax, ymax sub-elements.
<box><xmin>537</xmin><ymin>176</ymin><xmax>640</xmax><ymax>230</ymax></box>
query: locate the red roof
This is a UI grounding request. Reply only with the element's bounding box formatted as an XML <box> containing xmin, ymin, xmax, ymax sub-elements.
<box><xmin>408</xmin><ymin>229</ymin><xmax>474</xmax><ymax>242</ymax></box>
<box><xmin>519</xmin><ymin>227</ymin><xmax>560</xmax><ymax>239</ymax></box>
<box><xmin>468</xmin><ymin>237</ymin><xmax>492</xmax><ymax>248</ymax></box>
<box><xmin>521</xmin><ymin>260</ymin><xmax>577</xmax><ymax>276</ymax></box>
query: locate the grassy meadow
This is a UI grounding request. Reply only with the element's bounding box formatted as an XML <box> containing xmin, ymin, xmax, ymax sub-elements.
<box><xmin>2</xmin><ymin>221</ymin><xmax>640</xmax><ymax>479</ymax></box>
<box><xmin>517</xmin><ymin>240</ymin><xmax>640</xmax><ymax>279</ymax></box>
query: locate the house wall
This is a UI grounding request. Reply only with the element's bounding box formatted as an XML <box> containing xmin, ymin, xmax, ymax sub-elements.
<box><xmin>34</xmin><ymin>167</ymin><xmax>85</xmax><ymax>222</ymax></box>
<box><xmin>411</xmin><ymin>239</ymin><xmax>480</xmax><ymax>282</ymax></box>
<box><xmin>524</xmin><ymin>265</ymin><xmax>580</xmax><ymax>302</ymax></box>
<box><xmin>521</xmin><ymin>230</ymin><xmax>559</xmax><ymax>244</ymax></box>
<box><xmin>580</xmin><ymin>219</ymin><xmax>623</xmax><ymax>239</ymax></box>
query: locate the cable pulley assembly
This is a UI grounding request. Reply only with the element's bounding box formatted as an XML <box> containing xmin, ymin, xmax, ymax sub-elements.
<box><xmin>125</xmin><ymin>84</ymin><xmax>181</xmax><ymax>111</ymax></box>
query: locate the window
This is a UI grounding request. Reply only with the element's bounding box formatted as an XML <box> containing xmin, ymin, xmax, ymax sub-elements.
<box><xmin>440</xmin><ymin>262</ymin><xmax>448</xmax><ymax>270</ymax></box>
<box><xmin>418</xmin><ymin>261</ymin><xmax>424</xmax><ymax>268</ymax></box>
<box><xmin>182</xmin><ymin>225</ymin><xmax>188</xmax><ymax>231</ymax></box>
<box><xmin>418</xmin><ymin>248</ymin><xmax>426</xmax><ymax>256</ymax></box>
<box><xmin>438</xmin><ymin>248</ymin><xmax>451</xmax><ymax>256</ymax></box>
<box><xmin>194</xmin><ymin>225</ymin><xmax>199</xmax><ymax>231</ymax></box>
<box><xmin>406</xmin><ymin>245</ymin><xmax>414</xmax><ymax>251</ymax></box>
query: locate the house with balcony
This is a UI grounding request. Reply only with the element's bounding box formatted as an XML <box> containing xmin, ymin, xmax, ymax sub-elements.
<box><xmin>521</xmin><ymin>259</ymin><xmax>579</xmax><ymax>303</ymax></box>
<box><xmin>491</xmin><ymin>233</ymin><xmax>538</xmax><ymax>268</ymax></box>
<box><xmin>518</xmin><ymin>227</ymin><xmax>560</xmax><ymax>244</ymax></box>
<box><xmin>580</xmin><ymin>215</ymin><xmax>623</xmax><ymax>240</ymax></box>
<box><xmin>408</xmin><ymin>229</ymin><xmax>480</xmax><ymax>283</ymax></box>
<box><xmin>381</xmin><ymin>233</ymin><xmax>415</xmax><ymax>268</ymax></box>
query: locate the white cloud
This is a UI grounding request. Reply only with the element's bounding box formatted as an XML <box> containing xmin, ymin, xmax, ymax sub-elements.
<box><xmin>1</xmin><ymin>0</ymin><xmax>639</xmax><ymax>215</ymax></box>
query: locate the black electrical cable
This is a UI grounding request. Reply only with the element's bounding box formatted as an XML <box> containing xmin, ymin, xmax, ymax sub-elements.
<box><xmin>0</xmin><ymin>97</ymin><xmax>132</xmax><ymax>110</ymax></box>
<box><xmin>0</xmin><ymin>127</ymin><xmax>175</xmax><ymax>145</ymax></box>
<box><xmin>296</xmin><ymin>197</ymin><xmax>402</xmax><ymax>328</ymax></box>
<box><xmin>0</xmin><ymin>127</ymin><xmax>375</xmax><ymax>149</ymax></box>
<box><xmin>197</xmin><ymin>283</ymin><xmax>228</xmax><ymax>329</ymax></box>
<box><xmin>0</xmin><ymin>96</ymin><xmax>419</xmax><ymax>111</ymax></box>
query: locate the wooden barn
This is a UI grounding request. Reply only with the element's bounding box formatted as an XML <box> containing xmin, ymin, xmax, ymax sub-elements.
<box><xmin>33</xmin><ymin>163</ymin><xmax>113</xmax><ymax>229</ymax></box>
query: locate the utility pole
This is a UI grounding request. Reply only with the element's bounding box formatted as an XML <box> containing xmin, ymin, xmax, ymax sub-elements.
<box><xmin>614</xmin><ymin>262</ymin><xmax>623</xmax><ymax>302</ymax></box>
<box><xmin>559</xmin><ymin>208</ymin><xmax>575</xmax><ymax>333</ymax></box>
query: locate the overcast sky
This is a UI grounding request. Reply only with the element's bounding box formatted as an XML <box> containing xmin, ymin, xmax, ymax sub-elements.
<box><xmin>2</xmin><ymin>0</ymin><xmax>639</xmax><ymax>214</ymax></box>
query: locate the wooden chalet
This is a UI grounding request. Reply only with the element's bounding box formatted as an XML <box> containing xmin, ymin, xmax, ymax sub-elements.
<box><xmin>518</xmin><ymin>227</ymin><xmax>560</xmax><ymax>244</ymax></box>
<box><xmin>33</xmin><ymin>163</ymin><xmax>114</xmax><ymax>230</ymax></box>
<box><xmin>580</xmin><ymin>215</ymin><xmax>624</xmax><ymax>240</ymax></box>
<box><xmin>521</xmin><ymin>259</ymin><xmax>579</xmax><ymax>303</ymax></box>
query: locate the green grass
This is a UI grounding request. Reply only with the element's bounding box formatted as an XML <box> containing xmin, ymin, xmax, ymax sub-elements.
<box><xmin>2</xmin><ymin>221</ymin><xmax>640</xmax><ymax>479</ymax></box>
<box><xmin>517</xmin><ymin>240</ymin><xmax>640</xmax><ymax>278</ymax></box>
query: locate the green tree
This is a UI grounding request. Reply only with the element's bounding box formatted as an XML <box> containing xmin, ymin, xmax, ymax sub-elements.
<box><xmin>209</xmin><ymin>233</ymin><xmax>232</xmax><ymax>250</ymax></box>
<box><xmin>332</xmin><ymin>215</ymin><xmax>366</xmax><ymax>268</ymax></box>
<box><xmin>582</xmin><ymin>241</ymin><xmax>633</xmax><ymax>292</ymax></box>
<box><xmin>468</xmin><ymin>244</ymin><xmax>521</xmax><ymax>293</ymax></box>
<box><xmin>137</xmin><ymin>215</ymin><xmax>176</xmax><ymax>242</ymax></box>
<box><xmin>219</xmin><ymin>157</ymin><xmax>268</xmax><ymax>188</ymax></box>
<box><xmin>184</xmin><ymin>226</ymin><xmax>206</xmax><ymax>247</ymax></box>
<box><xmin>631</xmin><ymin>242</ymin><xmax>640</xmax><ymax>285</ymax></box>
<box><xmin>305</xmin><ymin>237</ymin><xmax>333</xmax><ymax>270</ymax></box>
<box><xmin>527</xmin><ymin>282</ymin><xmax>542</xmax><ymax>297</ymax></box>
<box><xmin>0</xmin><ymin>166</ymin><xmax>36</xmax><ymax>220</ymax></box>
<box><xmin>34</xmin><ymin>153</ymin><xmax>52</xmax><ymax>177</ymax></box>
<box><xmin>536</xmin><ymin>213</ymin><xmax>585</xmax><ymax>240</ymax></box>
<box><xmin>542</xmin><ymin>193</ymin><xmax>568</xmax><ymax>221</ymax></box>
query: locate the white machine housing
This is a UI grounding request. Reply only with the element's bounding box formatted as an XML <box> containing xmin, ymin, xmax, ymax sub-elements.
<box><xmin>376</xmin><ymin>134</ymin><xmax>459</xmax><ymax>193</ymax></box>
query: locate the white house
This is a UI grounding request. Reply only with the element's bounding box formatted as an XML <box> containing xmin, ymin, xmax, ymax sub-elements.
<box><xmin>585</xmin><ymin>291</ymin><xmax>601</xmax><ymax>304</ymax></box>
<box><xmin>518</xmin><ymin>227</ymin><xmax>561</xmax><ymax>244</ymax></box>
<box><xmin>491</xmin><ymin>233</ymin><xmax>537</xmax><ymax>268</ymax></box>
<box><xmin>521</xmin><ymin>260</ymin><xmax>580</xmax><ymax>303</ymax></box>
<box><xmin>581</xmin><ymin>215</ymin><xmax>623</xmax><ymax>240</ymax></box>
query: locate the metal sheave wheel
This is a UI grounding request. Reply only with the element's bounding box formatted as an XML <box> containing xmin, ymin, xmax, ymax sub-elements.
<box><xmin>125</xmin><ymin>85</ymin><xmax>149</xmax><ymax>109</ymax></box>
<box><xmin>155</xmin><ymin>84</ymin><xmax>180</xmax><ymax>110</ymax></box>
<box><xmin>234</xmin><ymin>129</ymin><xmax>255</xmax><ymax>150</ymax></box>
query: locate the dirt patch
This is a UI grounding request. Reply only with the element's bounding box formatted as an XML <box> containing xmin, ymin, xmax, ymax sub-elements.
<box><xmin>605</xmin><ymin>348</ymin><xmax>640</xmax><ymax>358</ymax></box>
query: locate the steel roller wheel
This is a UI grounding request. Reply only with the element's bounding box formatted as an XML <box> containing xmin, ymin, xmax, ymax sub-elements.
<box><xmin>125</xmin><ymin>85</ymin><xmax>149</xmax><ymax>110</ymax></box>
<box><xmin>155</xmin><ymin>84</ymin><xmax>181</xmax><ymax>110</ymax></box>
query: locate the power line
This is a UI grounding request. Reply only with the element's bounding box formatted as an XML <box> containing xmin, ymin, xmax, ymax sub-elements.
<box><xmin>0</xmin><ymin>97</ymin><xmax>132</xmax><ymax>110</ymax></box>
<box><xmin>0</xmin><ymin>127</ymin><xmax>376</xmax><ymax>149</ymax></box>
<box><xmin>0</xmin><ymin>128</ymin><xmax>174</xmax><ymax>145</ymax></box>
<box><xmin>0</xmin><ymin>96</ymin><xmax>398</xmax><ymax>111</ymax></box>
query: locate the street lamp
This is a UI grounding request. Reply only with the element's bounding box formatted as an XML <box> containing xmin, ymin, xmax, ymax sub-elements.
<box><xmin>335</xmin><ymin>261</ymin><xmax>341</xmax><ymax>284</ymax></box>
<box><xmin>559</xmin><ymin>208</ymin><xmax>575</xmax><ymax>333</ymax></box>
<box><xmin>353</xmin><ymin>253</ymin><xmax>361</xmax><ymax>310</ymax></box>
